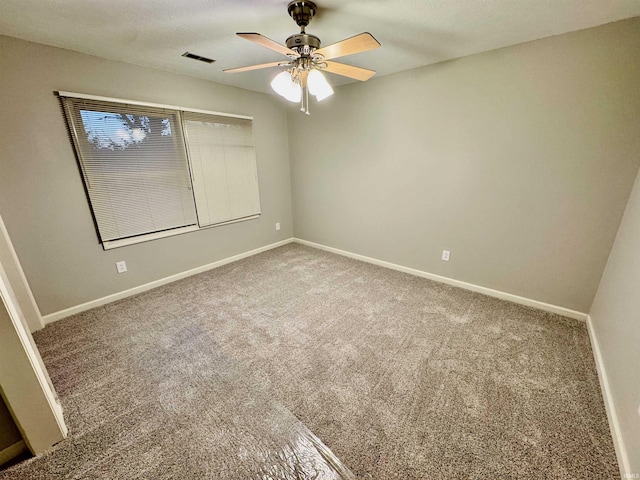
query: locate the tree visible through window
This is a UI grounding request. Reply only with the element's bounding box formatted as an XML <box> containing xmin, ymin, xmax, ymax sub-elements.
<box><xmin>80</xmin><ymin>111</ymin><xmax>172</xmax><ymax>150</ymax></box>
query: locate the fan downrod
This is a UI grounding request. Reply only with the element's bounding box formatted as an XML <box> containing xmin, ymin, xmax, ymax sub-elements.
<box><xmin>288</xmin><ymin>1</ymin><xmax>317</xmax><ymax>32</ymax></box>
<box><xmin>286</xmin><ymin>1</ymin><xmax>320</xmax><ymax>55</ymax></box>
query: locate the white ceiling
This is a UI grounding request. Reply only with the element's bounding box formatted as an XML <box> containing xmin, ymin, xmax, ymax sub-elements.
<box><xmin>1</xmin><ymin>0</ymin><xmax>639</xmax><ymax>94</ymax></box>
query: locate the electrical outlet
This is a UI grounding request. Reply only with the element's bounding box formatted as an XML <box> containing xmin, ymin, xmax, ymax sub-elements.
<box><xmin>442</xmin><ymin>250</ymin><xmax>451</xmax><ymax>262</ymax></box>
<box><xmin>275</xmin><ymin>222</ymin><xmax>281</xmax><ymax>231</ymax></box>
<box><xmin>116</xmin><ymin>261</ymin><xmax>127</xmax><ymax>273</ymax></box>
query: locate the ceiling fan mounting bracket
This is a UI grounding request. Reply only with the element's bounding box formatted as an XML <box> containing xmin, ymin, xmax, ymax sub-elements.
<box><xmin>288</xmin><ymin>1</ymin><xmax>317</xmax><ymax>32</ymax></box>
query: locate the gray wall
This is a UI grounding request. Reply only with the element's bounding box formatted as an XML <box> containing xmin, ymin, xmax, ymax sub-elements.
<box><xmin>0</xmin><ymin>35</ymin><xmax>293</xmax><ymax>317</ymax></box>
<box><xmin>288</xmin><ymin>18</ymin><xmax>640</xmax><ymax>313</ymax></box>
<box><xmin>589</xmin><ymin>167</ymin><xmax>640</xmax><ymax>474</ymax></box>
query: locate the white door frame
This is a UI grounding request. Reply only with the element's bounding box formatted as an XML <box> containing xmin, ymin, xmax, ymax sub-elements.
<box><xmin>0</xmin><ymin>214</ymin><xmax>66</xmax><ymax>454</ymax></box>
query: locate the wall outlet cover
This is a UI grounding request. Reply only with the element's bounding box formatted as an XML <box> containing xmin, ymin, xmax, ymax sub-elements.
<box><xmin>442</xmin><ymin>250</ymin><xmax>451</xmax><ymax>262</ymax></box>
<box><xmin>116</xmin><ymin>261</ymin><xmax>127</xmax><ymax>273</ymax></box>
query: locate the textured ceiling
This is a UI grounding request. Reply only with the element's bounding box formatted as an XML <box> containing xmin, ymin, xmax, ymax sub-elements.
<box><xmin>1</xmin><ymin>0</ymin><xmax>639</xmax><ymax>94</ymax></box>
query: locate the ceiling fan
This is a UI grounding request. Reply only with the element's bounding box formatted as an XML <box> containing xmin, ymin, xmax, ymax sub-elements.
<box><xmin>224</xmin><ymin>1</ymin><xmax>380</xmax><ymax>114</ymax></box>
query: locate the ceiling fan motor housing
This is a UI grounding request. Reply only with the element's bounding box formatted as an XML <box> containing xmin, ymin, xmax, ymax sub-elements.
<box><xmin>286</xmin><ymin>33</ymin><xmax>321</xmax><ymax>56</ymax></box>
<box><xmin>288</xmin><ymin>1</ymin><xmax>317</xmax><ymax>29</ymax></box>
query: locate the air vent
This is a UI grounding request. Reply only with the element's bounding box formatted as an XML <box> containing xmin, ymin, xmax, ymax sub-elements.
<box><xmin>181</xmin><ymin>52</ymin><xmax>216</xmax><ymax>64</ymax></box>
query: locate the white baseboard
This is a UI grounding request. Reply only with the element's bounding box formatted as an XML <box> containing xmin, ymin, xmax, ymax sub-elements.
<box><xmin>42</xmin><ymin>238</ymin><xmax>294</xmax><ymax>325</ymax></box>
<box><xmin>293</xmin><ymin>238</ymin><xmax>588</xmax><ymax>322</ymax></box>
<box><xmin>42</xmin><ymin>236</ymin><xmax>587</xmax><ymax>324</ymax></box>
<box><xmin>0</xmin><ymin>440</ymin><xmax>27</xmax><ymax>467</ymax></box>
<box><xmin>586</xmin><ymin>315</ymin><xmax>630</xmax><ymax>477</ymax></box>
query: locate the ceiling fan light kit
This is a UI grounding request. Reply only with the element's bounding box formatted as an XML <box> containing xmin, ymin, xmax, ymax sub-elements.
<box><xmin>224</xmin><ymin>1</ymin><xmax>380</xmax><ymax>115</ymax></box>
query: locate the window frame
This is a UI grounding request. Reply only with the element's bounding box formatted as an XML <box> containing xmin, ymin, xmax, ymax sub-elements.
<box><xmin>58</xmin><ymin>91</ymin><xmax>261</xmax><ymax>250</ymax></box>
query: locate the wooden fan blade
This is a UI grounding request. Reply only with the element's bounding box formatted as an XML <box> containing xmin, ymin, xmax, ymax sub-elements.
<box><xmin>322</xmin><ymin>61</ymin><xmax>376</xmax><ymax>81</ymax></box>
<box><xmin>237</xmin><ymin>32</ymin><xmax>296</xmax><ymax>57</ymax></box>
<box><xmin>314</xmin><ymin>32</ymin><xmax>380</xmax><ymax>61</ymax></box>
<box><xmin>224</xmin><ymin>61</ymin><xmax>285</xmax><ymax>73</ymax></box>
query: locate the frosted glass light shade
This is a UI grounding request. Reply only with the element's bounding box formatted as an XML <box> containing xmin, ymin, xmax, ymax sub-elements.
<box><xmin>285</xmin><ymin>82</ymin><xmax>302</xmax><ymax>103</ymax></box>
<box><xmin>308</xmin><ymin>69</ymin><xmax>334</xmax><ymax>101</ymax></box>
<box><xmin>271</xmin><ymin>71</ymin><xmax>292</xmax><ymax>97</ymax></box>
<box><xmin>271</xmin><ymin>71</ymin><xmax>301</xmax><ymax>103</ymax></box>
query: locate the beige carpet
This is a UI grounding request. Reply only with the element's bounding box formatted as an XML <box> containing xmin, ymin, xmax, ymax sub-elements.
<box><xmin>2</xmin><ymin>243</ymin><xmax>618</xmax><ymax>479</ymax></box>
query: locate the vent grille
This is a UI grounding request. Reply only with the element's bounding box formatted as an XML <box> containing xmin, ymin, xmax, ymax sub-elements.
<box><xmin>182</xmin><ymin>52</ymin><xmax>216</xmax><ymax>64</ymax></box>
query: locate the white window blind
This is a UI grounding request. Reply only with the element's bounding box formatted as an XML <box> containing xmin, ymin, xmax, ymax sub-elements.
<box><xmin>183</xmin><ymin>112</ymin><xmax>261</xmax><ymax>227</ymax></box>
<box><xmin>62</xmin><ymin>97</ymin><xmax>197</xmax><ymax>242</ymax></box>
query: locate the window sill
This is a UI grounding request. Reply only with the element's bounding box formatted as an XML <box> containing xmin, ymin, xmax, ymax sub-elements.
<box><xmin>102</xmin><ymin>214</ymin><xmax>260</xmax><ymax>250</ymax></box>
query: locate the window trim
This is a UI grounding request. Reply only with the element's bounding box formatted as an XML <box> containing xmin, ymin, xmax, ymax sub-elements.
<box><xmin>102</xmin><ymin>214</ymin><xmax>260</xmax><ymax>250</ymax></box>
<box><xmin>57</xmin><ymin>91</ymin><xmax>260</xmax><ymax>250</ymax></box>
<box><xmin>57</xmin><ymin>91</ymin><xmax>253</xmax><ymax>121</ymax></box>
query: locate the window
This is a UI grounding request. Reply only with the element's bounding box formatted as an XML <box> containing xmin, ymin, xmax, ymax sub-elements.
<box><xmin>60</xmin><ymin>93</ymin><xmax>261</xmax><ymax>249</ymax></box>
